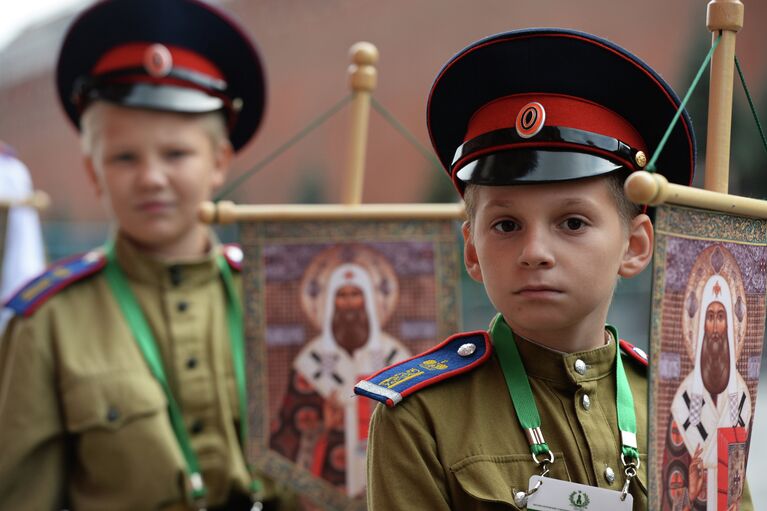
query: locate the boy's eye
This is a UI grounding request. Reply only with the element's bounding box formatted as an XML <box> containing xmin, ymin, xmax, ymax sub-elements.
<box><xmin>164</xmin><ymin>149</ymin><xmax>192</xmax><ymax>160</ymax></box>
<box><xmin>109</xmin><ymin>152</ymin><xmax>137</xmax><ymax>164</ymax></box>
<box><xmin>562</xmin><ymin>217</ymin><xmax>587</xmax><ymax>231</ymax></box>
<box><xmin>492</xmin><ymin>220</ymin><xmax>520</xmax><ymax>233</ymax></box>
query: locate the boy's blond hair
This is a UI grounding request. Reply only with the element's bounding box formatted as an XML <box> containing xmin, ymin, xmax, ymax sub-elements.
<box><xmin>79</xmin><ymin>101</ymin><xmax>229</xmax><ymax>157</ymax></box>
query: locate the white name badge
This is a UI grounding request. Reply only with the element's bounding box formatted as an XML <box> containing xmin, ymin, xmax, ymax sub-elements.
<box><xmin>525</xmin><ymin>476</ymin><xmax>633</xmax><ymax>511</ymax></box>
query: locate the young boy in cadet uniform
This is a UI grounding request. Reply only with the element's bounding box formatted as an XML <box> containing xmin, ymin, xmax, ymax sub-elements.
<box><xmin>0</xmin><ymin>1</ymin><xmax>296</xmax><ymax>509</ymax></box>
<box><xmin>356</xmin><ymin>29</ymin><xmax>752</xmax><ymax>510</ymax></box>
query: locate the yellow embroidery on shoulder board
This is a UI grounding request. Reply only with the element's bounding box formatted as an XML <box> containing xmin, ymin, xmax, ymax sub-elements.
<box><xmin>53</xmin><ymin>267</ymin><xmax>72</xmax><ymax>279</ymax></box>
<box><xmin>419</xmin><ymin>359</ymin><xmax>449</xmax><ymax>371</ymax></box>
<box><xmin>379</xmin><ymin>367</ymin><xmax>424</xmax><ymax>389</ymax></box>
<box><xmin>20</xmin><ymin>267</ymin><xmax>72</xmax><ymax>302</ymax></box>
<box><xmin>21</xmin><ymin>277</ymin><xmax>52</xmax><ymax>301</ymax></box>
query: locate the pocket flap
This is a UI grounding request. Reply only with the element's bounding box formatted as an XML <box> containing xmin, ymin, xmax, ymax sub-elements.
<box><xmin>63</xmin><ymin>371</ymin><xmax>166</xmax><ymax>432</ymax></box>
<box><xmin>451</xmin><ymin>452</ymin><xmax>570</xmax><ymax>507</ymax></box>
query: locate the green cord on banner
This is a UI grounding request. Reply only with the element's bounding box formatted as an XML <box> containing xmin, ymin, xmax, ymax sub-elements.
<box><xmin>646</xmin><ymin>34</ymin><xmax>722</xmax><ymax>172</ymax></box>
<box><xmin>371</xmin><ymin>98</ymin><xmax>443</xmax><ymax>171</ymax></box>
<box><xmin>214</xmin><ymin>94</ymin><xmax>352</xmax><ymax>201</ymax></box>
<box><xmin>735</xmin><ymin>55</ymin><xmax>767</xmax><ymax>157</ymax></box>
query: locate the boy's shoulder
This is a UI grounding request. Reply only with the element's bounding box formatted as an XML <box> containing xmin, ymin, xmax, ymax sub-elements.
<box><xmin>354</xmin><ymin>330</ymin><xmax>493</xmax><ymax>407</ymax></box>
<box><xmin>5</xmin><ymin>249</ymin><xmax>107</xmax><ymax>318</ymax></box>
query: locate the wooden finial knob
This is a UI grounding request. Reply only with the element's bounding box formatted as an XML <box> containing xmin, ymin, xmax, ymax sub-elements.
<box><xmin>198</xmin><ymin>200</ymin><xmax>217</xmax><ymax>223</ymax></box>
<box><xmin>350</xmin><ymin>41</ymin><xmax>379</xmax><ymax>65</ymax></box>
<box><xmin>624</xmin><ymin>171</ymin><xmax>669</xmax><ymax>206</ymax></box>
<box><xmin>198</xmin><ymin>200</ymin><xmax>237</xmax><ymax>224</ymax></box>
<box><xmin>707</xmin><ymin>0</ymin><xmax>744</xmax><ymax>32</ymax></box>
<box><xmin>348</xmin><ymin>42</ymin><xmax>378</xmax><ymax>93</ymax></box>
<box><xmin>29</xmin><ymin>190</ymin><xmax>50</xmax><ymax>210</ymax></box>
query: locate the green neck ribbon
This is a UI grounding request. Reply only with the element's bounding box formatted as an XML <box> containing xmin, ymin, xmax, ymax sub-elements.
<box><xmin>490</xmin><ymin>314</ymin><xmax>639</xmax><ymax>463</ymax></box>
<box><xmin>103</xmin><ymin>241</ymin><xmax>258</xmax><ymax>503</ymax></box>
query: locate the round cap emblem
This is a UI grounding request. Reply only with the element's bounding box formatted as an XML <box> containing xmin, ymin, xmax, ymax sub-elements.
<box><xmin>144</xmin><ymin>44</ymin><xmax>173</xmax><ymax>78</ymax></box>
<box><xmin>515</xmin><ymin>101</ymin><xmax>546</xmax><ymax>139</ymax></box>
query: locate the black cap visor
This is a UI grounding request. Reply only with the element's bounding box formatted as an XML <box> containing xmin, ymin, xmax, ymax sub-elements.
<box><xmin>456</xmin><ymin>150</ymin><xmax>623</xmax><ymax>185</ymax></box>
<box><xmin>83</xmin><ymin>83</ymin><xmax>226</xmax><ymax>118</ymax></box>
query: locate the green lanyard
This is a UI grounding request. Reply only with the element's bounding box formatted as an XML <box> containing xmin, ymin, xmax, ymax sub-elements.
<box><xmin>490</xmin><ymin>314</ymin><xmax>639</xmax><ymax>465</ymax></box>
<box><xmin>103</xmin><ymin>242</ymin><xmax>257</xmax><ymax>504</ymax></box>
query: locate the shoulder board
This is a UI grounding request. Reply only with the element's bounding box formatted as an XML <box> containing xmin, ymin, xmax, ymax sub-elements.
<box><xmin>354</xmin><ymin>331</ymin><xmax>492</xmax><ymax>407</ymax></box>
<box><xmin>222</xmin><ymin>243</ymin><xmax>243</xmax><ymax>271</ymax></box>
<box><xmin>5</xmin><ymin>250</ymin><xmax>106</xmax><ymax>317</ymax></box>
<box><xmin>619</xmin><ymin>339</ymin><xmax>648</xmax><ymax>367</ymax></box>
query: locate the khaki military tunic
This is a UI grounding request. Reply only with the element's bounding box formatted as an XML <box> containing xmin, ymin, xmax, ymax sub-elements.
<box><xmin>367</xmin><ymin>330</ymin><xmax>650</xmax><ymax>510</ymax></box>
<box><xmin>0</xmin><ymin>234</ymin><xmax>266</xmax><ymax>510</ymax></box>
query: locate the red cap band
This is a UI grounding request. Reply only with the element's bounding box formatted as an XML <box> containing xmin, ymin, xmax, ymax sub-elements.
<box><xmin>92</xmin><ymin>42</ymin><xmax>224</xmax><ymax>81</ymax></box>
<box><xmin>465</xmin><ymin>93</ymin><xmax>646</xmax><ymax>151</ymax></box>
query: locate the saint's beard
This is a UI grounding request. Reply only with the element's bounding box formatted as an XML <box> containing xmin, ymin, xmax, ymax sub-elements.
<box><xmin>332</xmin><ymin>307</ymin><xmax>370</xmax><ymax>355</ymax></box>
<box><xmin>700</xmin><ymin>330</ymin><xmax>730</xmax><ymax>399</ymax></box>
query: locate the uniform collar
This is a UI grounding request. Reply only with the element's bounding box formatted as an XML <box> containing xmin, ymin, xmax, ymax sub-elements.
<box><xmin>113</xmin><ymin>230</ymin><xmax>222</xmax><ymax>289</ymax></box>
<box><xmin>500</xmin><ymin>323</ymin><xmax>618</xmax><ymax>385</ymax></box>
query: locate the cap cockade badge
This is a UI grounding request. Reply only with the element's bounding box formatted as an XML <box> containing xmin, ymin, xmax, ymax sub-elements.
<box><xmin>515</xmin><ymin>101</ymin><xmax>545</xmax><ymax>139</ymax></box>
<box><xmin>144</xmin><ymin>43</ymin><xmax>173</xmax><ymax>78</ymax></box>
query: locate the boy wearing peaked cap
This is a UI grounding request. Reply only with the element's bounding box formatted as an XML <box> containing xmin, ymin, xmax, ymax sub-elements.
<box><xmin>0</xmin><ymin>1</ymin><xmax>296</xmax><ymax>509</ymax></box>
<box><xmin>355</xmin><ymin>29</ymin><xmax>752</xmax><ymax>510</ymax></box>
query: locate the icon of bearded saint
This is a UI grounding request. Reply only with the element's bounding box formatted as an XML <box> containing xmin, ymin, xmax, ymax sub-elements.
<box><xmin>665</xmin><ymin>275</ymin><xmax>751</xmax><ymax>510</ymax></box>
<box><xmin>270</xmin><ymin>263</ymin><xmax>410</xmax><ymax>497</ymax></box>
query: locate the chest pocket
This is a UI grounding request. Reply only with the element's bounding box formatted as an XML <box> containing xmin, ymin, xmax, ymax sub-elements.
<box><xmin>451</xmin><ymin>452</ymin><xmax>570</xmax><ymax>509</ymax></box>
<box><xmin>63</xmin><ymin>371</ymin><xmax>166</xmax><ymax>432</ymax></box>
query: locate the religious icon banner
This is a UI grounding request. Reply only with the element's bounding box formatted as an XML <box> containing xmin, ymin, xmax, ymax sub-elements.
<box><xmin>239</xmin><ymin>214</ymin><xmax>462</xmax><ymax>510</ymax></box>
<box><xmin>649</xmin><ymin>204</ymin><xmax>767</xmax><ymax>511</ymax></box>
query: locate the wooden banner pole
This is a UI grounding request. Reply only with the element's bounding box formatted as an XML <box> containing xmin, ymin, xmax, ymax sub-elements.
<box><xmin>625</xmin><ymin>0</ymin><xmax>748</xmax><ymax>210</ymax></box>
<box><xmin>342</xmin><ymin>42</ymin><xmax>378</xmax><ymax>205</ymax></box>
<box><xmin>625</xmin><ymin>170</ymin><xmax>767</xmax><ymax>219</ymax></box>
<box><xmin>198</xmin><ymin>42</ymin><xmax>468</xmax><ymax>225</ymax></box>
<box><xmin>199</xmin><ymin>200</ymin><xmax>464</xmax><ymax>223</ymax></box>
<box><xmin>0</xmin><ymin>190</ymin><xmax>50</xmax><ymax>210</ymax></box>
<box><xmin>703</xmin><ymin>0</ymin><xmax>744</xmax><ymax>193</ymax></box>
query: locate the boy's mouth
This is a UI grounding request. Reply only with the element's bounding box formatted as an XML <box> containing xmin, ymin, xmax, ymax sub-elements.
<box><xmin>514</xmin><ymin>285</ymin><xmax>563</xmax><ymax>296</ymax></box>
<box><xmin>136</xmin><ymin>200</ymin><xmax>174</xmax><ymax>213</ymax></box>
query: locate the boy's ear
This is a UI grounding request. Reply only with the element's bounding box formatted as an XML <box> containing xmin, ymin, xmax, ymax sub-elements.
<box><xmin>462</xmin><ymin>221</ymin><xmax>484</xmax><ymax>283</ymax></box>
<box><xmin>83</xmin><ymin>157</ymin><xmax>103</xmax><ymax>197</ymax></box>
<box><xmin>618</xmin><ymin>213</ymin><xmax>654</xmax><ymax>278</ymax></box>
<box><xmin>210</xmin><ymin>140</ymin><xmax>234</xmax><ymax>189</ymax></box>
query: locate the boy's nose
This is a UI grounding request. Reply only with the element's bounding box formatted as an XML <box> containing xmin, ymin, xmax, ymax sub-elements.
<box><xmin>136</xmin><ymin>159</ymin><xmax>168</xmax><ymax>189</ymax></box>
<box><xmin>517</xmin><ymin>229</ymin><xmax>555</xmax><ymax>268</ymax></box>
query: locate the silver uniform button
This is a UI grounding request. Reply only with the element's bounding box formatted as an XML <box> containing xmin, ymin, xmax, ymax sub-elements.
<box><xmin>513</xmin><ymin>491</ymin><xmax>528</xmax><ymax>508</ymax></box>
<box><xmin>574</xmin><ymin>358</ymin><xmax>587</xmax><ymax>375</ymax></box>
<box><xmin>457</xmin><ymin>343</ymin><xmax>476</xmax><ymax>357</ymax></box>
<box><xmin>581</xmin><ymin>394</ymin><xmax>591</xmax><ymax>410</ymax></box>
<box><xmin>605</xmin><ymin>466</ymin><xmax>616</xmax><ymax>484</ymax></box>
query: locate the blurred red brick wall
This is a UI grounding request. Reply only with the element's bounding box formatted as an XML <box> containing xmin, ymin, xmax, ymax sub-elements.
<box><xmin>1</xmin><ymin>0</ymin><xmax>766</xmax><ymax>221</ymax></box>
